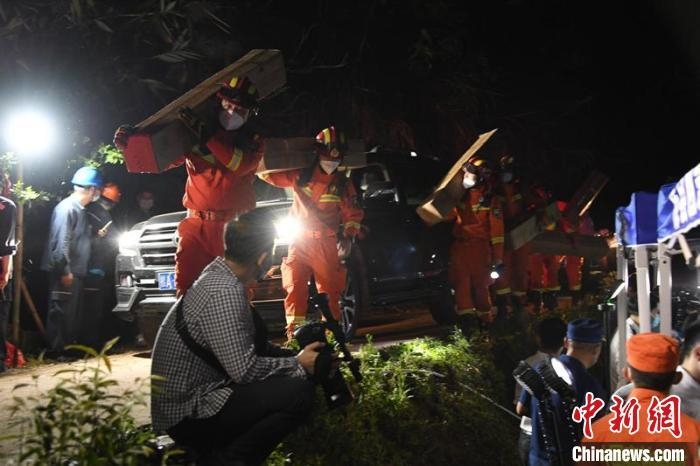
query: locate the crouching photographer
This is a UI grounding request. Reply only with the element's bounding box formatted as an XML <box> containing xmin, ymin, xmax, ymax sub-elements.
<box><xmin>294</xmin><ymin>290</ymin><xmax>363</xmax><ymax>409</ymax></box>
<box><xmin>151</xmin><ymin>209</ymin><xmax>325</xmax><ymax>466</ymax></box>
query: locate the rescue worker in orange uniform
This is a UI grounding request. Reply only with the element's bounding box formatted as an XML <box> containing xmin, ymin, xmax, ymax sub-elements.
<box><xmin>448</xmin><ymin>158</ymin><xmax>505</xmax><ymax>328</ymax></box>
<box><xmin>584</xmin><ymin>333</ymin><xmax>700</xmax><ymax>464</ymax></box>
<box><xmin>556</xmin><ymin>200</ymin><xmax>595</xmax><ymax>305</ymax></box>
<box><xmin>114</xmin><ymin>76</ymin><xmax>264</xmax><ymax>295</ymax></box>
<box><xmin>258</xmin><ymin>127</ymin><xmax>363</xmax><ymax>340</ymax></box>
<box><xmin>493</xmin><ymin>154</ymin><xmax>531</xmax><ymax>319</ymax></box>
<box><xmin>526</xmin><ymin>184</ymin><xmax>560</xmax><ymax>313</ymax></box>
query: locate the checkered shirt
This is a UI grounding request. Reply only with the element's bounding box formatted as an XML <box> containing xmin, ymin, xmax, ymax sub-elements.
<box><xmin>150</xmin><ymin>257</ymin><xmax>305</xmax><ymax>433</ymax></box>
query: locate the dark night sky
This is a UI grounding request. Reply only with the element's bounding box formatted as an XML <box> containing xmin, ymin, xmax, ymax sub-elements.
<box><xmin>9</xmin><ymin>1</ymin><xmax>700</xmax><ymax>231</ymax></box>
<box><xmin>472</xmin><ymin>1</ymin><xmax>698</xmax><ymax>228</ymax></box>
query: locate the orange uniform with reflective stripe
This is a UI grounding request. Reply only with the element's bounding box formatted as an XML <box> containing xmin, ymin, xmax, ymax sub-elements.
<box><xmin>174</xmin><ymin>130</ymin><xmax>264</xmax><ymax>212</ymax></box>
<box><xmin>557</xmin><ymin>201</ymin><xmax>596</xmax><ymax>293</ymax></box>
<box><xmin>450</xmin><ymin>187</ymin><xmax>505</xmax><ymax>259</ymax></box>
<box><xmin>171</xmin><ymin>130</ymin><xmax>264</xmax><ymax>294</ymax></box>
<box><xmin>260</xmin><ymin>166</ymin><xmax>363</xmax><ymax>328</ymax></box>
<box><xmin>448</xmin><ymin>186</ymin><xmax>504</xmax><ymax>316</ymax></box>
<box><xmin>495</xmin><ymin>181</ymin><xmax>531</xmax><ymax>299</ymax></box>
<box><xmin>527</xmin><ymin>186</ymin><xmax>561</xmax><ymax>296</ymax></box>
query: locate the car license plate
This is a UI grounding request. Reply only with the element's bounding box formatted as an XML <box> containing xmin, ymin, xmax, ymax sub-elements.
<box><xmin>157</xmin><ymin>271</ymin><xmax>176</xmax><ymax>291</ymax></box>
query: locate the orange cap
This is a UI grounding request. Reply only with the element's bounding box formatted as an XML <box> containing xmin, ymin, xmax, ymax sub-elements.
<box><xmin>627</xmin><ymin>333</ymin><xmax>679</xmax><ymax>373</ymax></box>
<box><xmin>101</xmin><ymin>182</ymin><xmax>121</xmax><ymax>203</ymax></box>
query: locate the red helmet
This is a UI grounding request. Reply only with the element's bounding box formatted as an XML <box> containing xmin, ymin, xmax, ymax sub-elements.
<box><xmin>314</xmin><ymin>126</ymin><xmax>347</xmax><ymax>159</ymax></box>
<box><xmin>216</xmin><ymin>76</ymin><xmax>259</xmax><ymax>109</ymax></box>
<box><xmin>101</xmin><ymin>182</ymin><xmax>121</xmax><ymax>203</ymax></box>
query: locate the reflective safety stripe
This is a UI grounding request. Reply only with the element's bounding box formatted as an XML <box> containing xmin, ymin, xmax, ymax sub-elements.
<box><xmin>226</xmin><ymin>148</ymin><xmax>243</xmax><ymax>171</ymax></box>
<box><xmin>456</xmin><ymin>308</ymin><xmax>477</xmax><ymax>316</ymax></box>
<box><xmin>302</xmin><ymin>186</ymin><xmax>313</xmax><ymax>197</ymax></box>
<box><xmin>286</xmin><ymin>315</ymin><xmax>307</xmax><ymax>325</ymax></box>
<box><xmin>491</xmin><ymin>236</ymin><xmax>504</xmax><ymax>244</ymax></box>
<box><xmin>344</xmin><ymin>221</ymin><xmax>362</xmax><ymax>230</ymax></box>
<box><xmin>201</xmin><ymin>154</ymin><xmax>216</xmax><ymax>164</ymax></box>
<box><xmin>472</xmin><ymin>206</ymin><xmax>491</xmax><ymax>212</ymax></box>
<box><xmin>319</xmin><ymin>194</ymin><xmax>341</xmax><ymax>203</ymax></box>
<box><xmin>495</xmin><ymin>288</ymin><xmax>511</xmax><ymax>295</ymax></box>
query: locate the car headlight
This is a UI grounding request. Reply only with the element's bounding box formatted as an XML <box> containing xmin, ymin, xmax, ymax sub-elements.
<box><xmin>118</xmin><ymin>229</ymin><xmax>143</xmax><ymax>256</ymax></box>
<box><xmin>273</xmin><ymin>215</ymin><xmax>302</xmax><ymax>245</ymax></box>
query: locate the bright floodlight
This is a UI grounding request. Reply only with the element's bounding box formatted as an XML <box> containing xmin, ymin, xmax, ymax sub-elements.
<box><xmin>4</xmin><ymin>109</ymin><xmax>57</xmax><ymax>155</ymax></box>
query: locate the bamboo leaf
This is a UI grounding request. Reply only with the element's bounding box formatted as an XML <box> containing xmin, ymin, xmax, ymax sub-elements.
<box><xmin>65</xmin><ymin>344</ymin><xmax>98</xmax><ymax>358</ymax></box>
<box><xmin>152</xmin><ymin>49</ymin><xmax>202</xmax><ymax>63</ymax></box>
<box><xmin>93</xmin><ymin>18</ymin><xmax>113</xmax><ymax>33</ymax></box>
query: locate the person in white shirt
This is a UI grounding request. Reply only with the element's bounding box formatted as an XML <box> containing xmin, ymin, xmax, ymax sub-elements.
<box><xmin>513</xmin><ymin>317</ymin><xmax>567</xmax><ymax>466</ymax></box>
<box><xmin>671</xmin><ymin>320</ymin><xmax>700</xmax><ymax>420</ymax></box>
<box><xmin>609</xmin><ymin>295</ymin><xmax>661</xmax><ymax>389</ymax></box>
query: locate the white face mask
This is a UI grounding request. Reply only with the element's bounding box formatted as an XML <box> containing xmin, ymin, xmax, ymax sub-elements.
<box><xmin>320</xmin><ymin>160</ymin><xmax>340</xmax><ymax>174</ymax></box>
<box><xmin>139</xmin><ymin>199</ymin><xmax>154</xmax><ymax>211</ymax></box>
<box><xmin>219</xmin><ymin>110</ymin><xmax>247</xmax><ymax>131</ymax></box>
<box><xmin>462</xmin><ymin>174</ymin><xmax>476</xmax><ymax>189</ymax></box>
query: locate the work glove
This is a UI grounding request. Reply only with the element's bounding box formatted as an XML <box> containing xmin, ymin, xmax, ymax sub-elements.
<box><xmin>113</xmin><ymin>125</ymin><xmax>135</xmax><ymax>152</ymax></box>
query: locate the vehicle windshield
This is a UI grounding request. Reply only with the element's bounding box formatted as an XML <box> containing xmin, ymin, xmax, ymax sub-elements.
<box><xmin>254</xmin><ymin>177</ymin><xmax>292</xmax><ymax>202</ymax></box>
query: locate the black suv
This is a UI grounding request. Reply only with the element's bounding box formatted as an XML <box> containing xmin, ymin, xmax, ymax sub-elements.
<box><xmin>113</xmin><ymin>151</ymin><xmax>455</xmax><ymax>344</ymax></box>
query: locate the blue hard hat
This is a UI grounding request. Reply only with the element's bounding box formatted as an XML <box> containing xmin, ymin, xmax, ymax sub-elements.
<box><xmin>567</xmin><ymin>318</ymin><xmax>603</xmax><ymax>343</ymax></box>
<box><xmin>71</xmin><ymin>166</ymin><xmax>103</xmax><ymax>187</ymax></box>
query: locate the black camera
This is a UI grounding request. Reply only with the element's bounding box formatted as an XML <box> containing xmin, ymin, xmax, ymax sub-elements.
<box><xmin>294</xmin><ymin>322</ymin><xmax>354</xmax><ymax>409</ymax></box>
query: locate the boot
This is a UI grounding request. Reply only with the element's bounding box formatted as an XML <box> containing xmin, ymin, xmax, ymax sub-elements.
<box><xmin>457</xmin><ymin>313</ymin><xmax>480</xmax><ymax>336</ymax></box>
<box><xmin>494</xmin><ymin>295</ymin><xmax>510</xmax><ymax>323</ymax></box>
<box><xmin>285</xmin><ymin>324</ymin><xmax>296</xmax><ymax>346</ymax></box>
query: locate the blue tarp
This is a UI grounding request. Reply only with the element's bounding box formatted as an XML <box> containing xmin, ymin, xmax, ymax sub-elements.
<box><xmin>657</xmin><ymin>163</ymin><xmax>700</xmax><ymax>242</ymax></box>
<box><xmin>615</xmin><ymin>191</ymin><xmax>658</xmax><ymax>246</ymax></box>
<box><xmin>615</xmin><ymin>163</ymin><xmax>700</xmax><ymax>245</ymax></box>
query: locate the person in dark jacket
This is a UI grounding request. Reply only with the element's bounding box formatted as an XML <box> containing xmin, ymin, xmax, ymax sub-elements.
<box><xmin>84</xmin><ymin>182</ymin><xmax>121</xmax><ymax>350</ymax></box>
<box><xmin>41</xmin><ymin>166</ymin><xmax>103</xmax><ymax>357</ymax></box>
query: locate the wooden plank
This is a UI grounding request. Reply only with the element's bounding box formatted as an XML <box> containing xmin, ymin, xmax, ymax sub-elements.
<box><xmin>505</xmin><ymin>203</ymin><xmax>560</xmax><ymax>251</ymax></box>
<box><xmin>529</xmin><ymin>231</ymin><xmax>610</xmax><ymax>257</ymax></box>
<box><xmin>123</xmin><ymin>49</ymin><xmax>286</xmax><ymax>174</ymax></box>
<box><xmin>137</xmin><ymin>49</ymin><xmax>285</xmax><ymax>129</ymax></box>
<box><xmin>256</xmin><ymin>138</ymin><xmax>366</xmax><ymax>174</ymax></box>
<box><xmin>416</xmin><ymin>129</ymin><xmax>498</xmax><ymax>226</ymax></box>
<box><xmin>563</xmin><ymin>170</ymin><xmax>609</xmax><ymax>223</ymax></box>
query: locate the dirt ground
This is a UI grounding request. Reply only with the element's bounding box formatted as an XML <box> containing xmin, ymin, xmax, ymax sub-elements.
<box><xmin>0</xmin><ymin>351</ymin><xmax>152</xmax><ymax>460</ymax></box>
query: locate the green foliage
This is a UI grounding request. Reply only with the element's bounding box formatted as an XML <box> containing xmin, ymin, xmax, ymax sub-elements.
<box><xmin>76</xmin><ymin>143</ymin><xmax>125</xmax><ymax>168</ymax></box>
<box><xmin>10</xmin><ymin>179</ymin><xmax>49</xmax><ymax>204</ymax></box>
<box><xmin>5</xmin><ymin>338</ymin><xmax>158</xmax><ymax>465</ymax></box>
<box><xmin>0</xmin><ymin>151</ymin><xmax>50</xmax><ymax>205</ymax></box>
<box><xmin>269</xmin><ymin>331</ymin><xmax>520</xmax><ymax>466</ymax></box>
